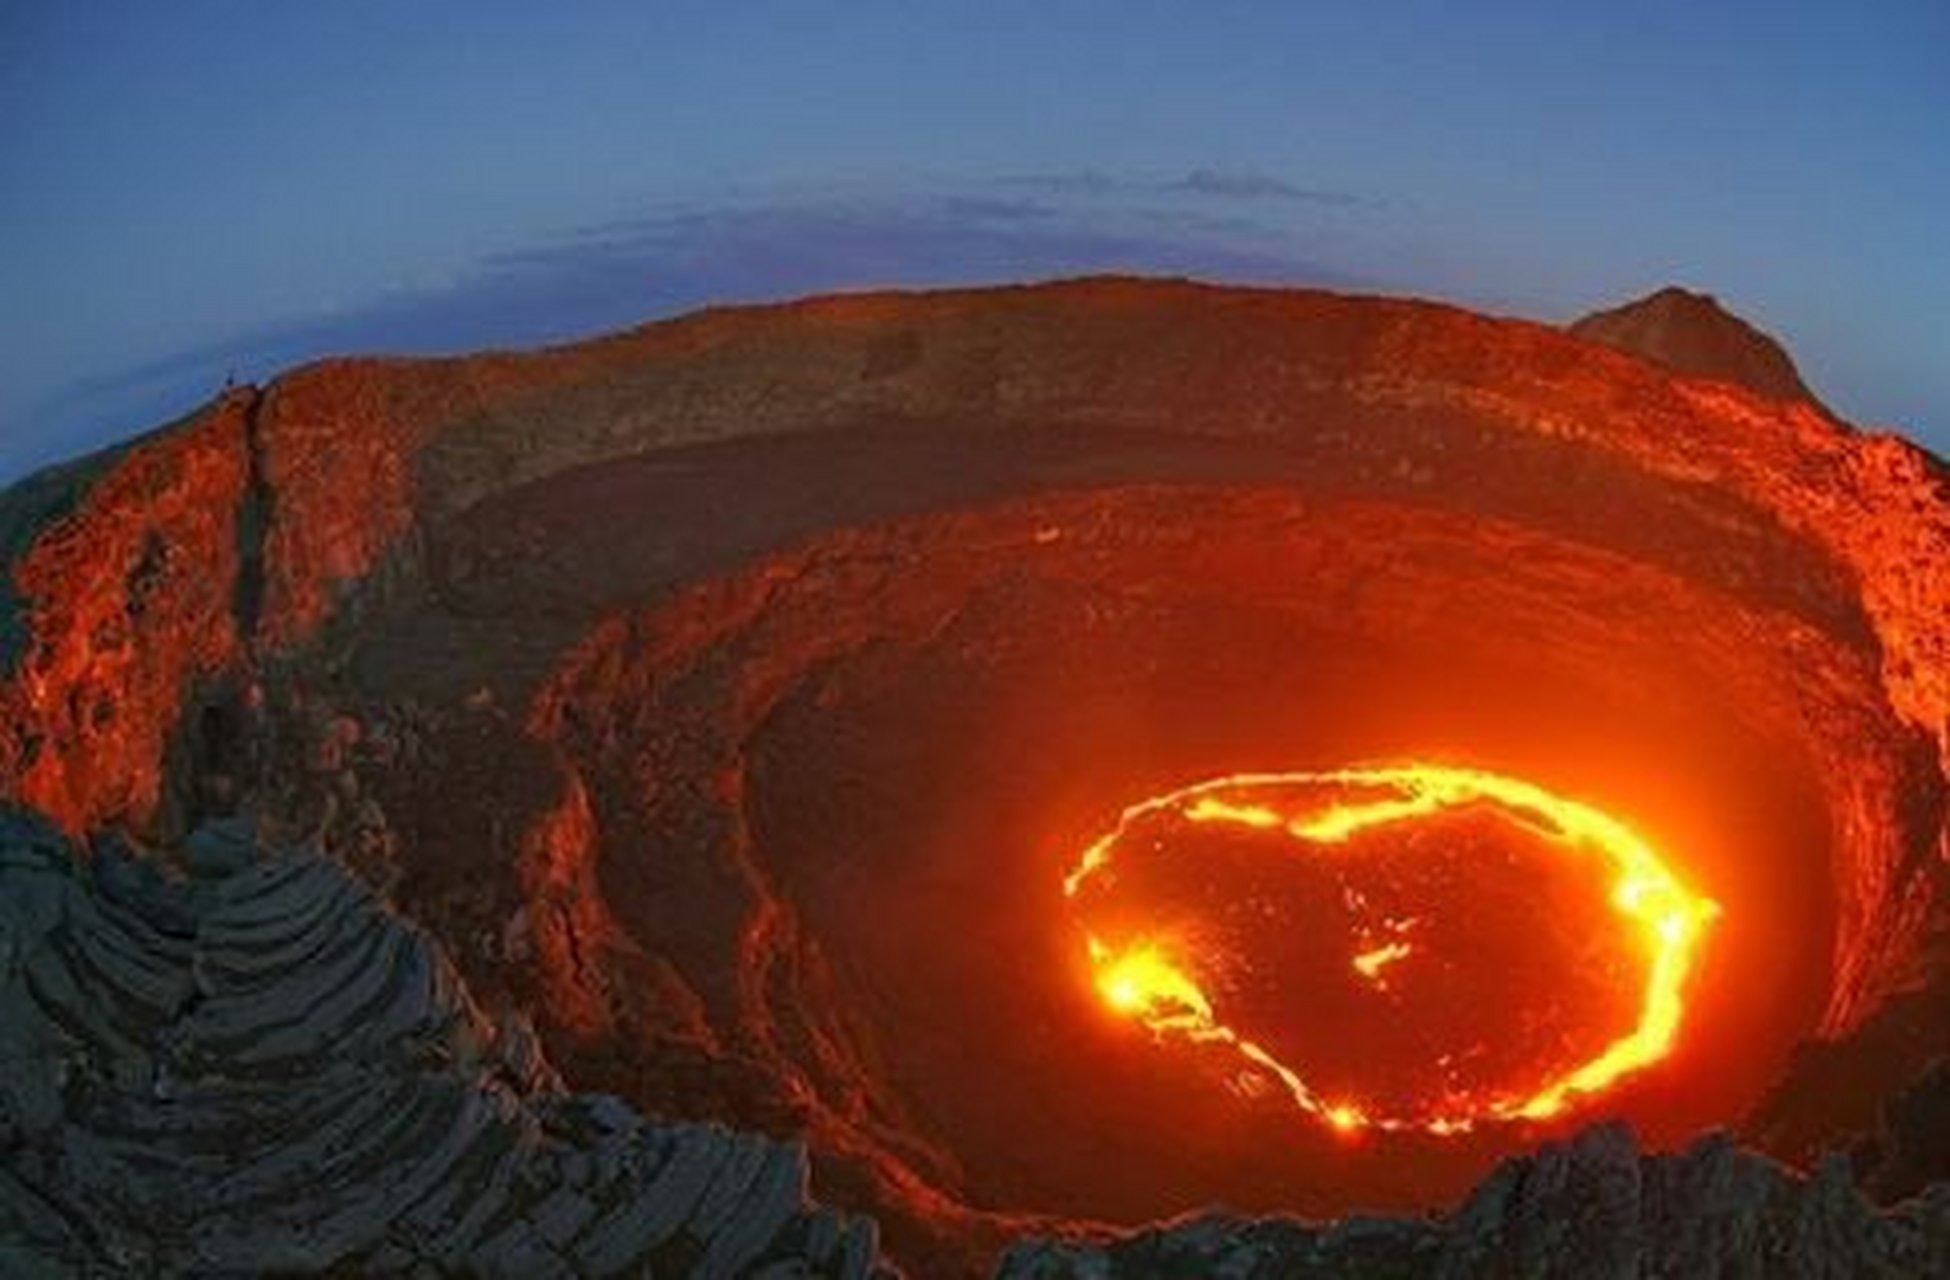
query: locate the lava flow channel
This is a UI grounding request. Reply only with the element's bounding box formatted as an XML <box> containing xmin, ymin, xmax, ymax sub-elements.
<box><xmin>1063</xmin><ymin>764</ymin><xmax>1721</xmax><ymax>1137</ymax></box>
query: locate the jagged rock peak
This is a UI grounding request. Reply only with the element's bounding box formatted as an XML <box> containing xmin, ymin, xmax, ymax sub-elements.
<box><xmin>1570</xmin><ymin>285</ymin><xmax>1834</xmax><ymax>415</ymax></box>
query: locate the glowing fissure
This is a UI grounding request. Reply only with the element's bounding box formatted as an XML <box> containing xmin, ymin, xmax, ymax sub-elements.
<box><xmin>1065</xmin><ymin>764</ymin><xmax>1720</xmax><ymax>1137</ymax></box>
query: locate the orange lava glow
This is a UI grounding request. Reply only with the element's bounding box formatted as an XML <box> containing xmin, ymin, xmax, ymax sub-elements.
<box><xmin>1064</xmin><ymin>764</ymin><xmax>1720</xmax><ymax>1136</ymax></box>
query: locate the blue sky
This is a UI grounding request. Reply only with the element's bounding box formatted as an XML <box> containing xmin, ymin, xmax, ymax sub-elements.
<box><xmin>3</xmin><ymin>2</ymin><xmax>1946</xmax><ymax>480</ymax></box>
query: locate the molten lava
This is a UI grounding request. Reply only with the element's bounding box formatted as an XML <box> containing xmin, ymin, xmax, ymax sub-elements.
<box><xmin>1351</xmin><ymin>939</ymin><xmax>1413</xmax><ymax>986</ymax></box>
<box><xmin>1064</xmin><ymin>764</ymin><xmax>1720</xmax><ymax>1136</ymax></box>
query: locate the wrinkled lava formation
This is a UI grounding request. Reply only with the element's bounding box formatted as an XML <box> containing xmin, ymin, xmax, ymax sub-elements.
<box><xmin>1065</xmin><ymin>766</ymin><xmax>1720</xmax><ymax>1136</ymax></box>
<box><xmin>0</xmin><ymin>278</ymin><xmax>1942</xmax><ymax>1275</ymax></box>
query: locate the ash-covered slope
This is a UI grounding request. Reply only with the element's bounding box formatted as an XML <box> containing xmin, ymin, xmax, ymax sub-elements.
<box><xmin>1571</xmin><ymin>286</ymin><xmax>1833</xmax><ymax>414</ymax></box>
<box><xmin>0</xmin><ymin>277</ymin><xmax>1943</xmax><ymax>1275</ymax></box>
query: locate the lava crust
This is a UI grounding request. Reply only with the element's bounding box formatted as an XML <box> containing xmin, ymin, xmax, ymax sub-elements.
<box><xmin>0</xmin><ymin>278</ymin><xmax>1942</xmax><ymax>1275</ymax></box>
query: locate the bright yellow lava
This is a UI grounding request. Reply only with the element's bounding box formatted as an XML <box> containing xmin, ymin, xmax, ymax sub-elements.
<box><xmin>1065</xmin><ymin>763</ymin><xmax>1720</xmax><ymax>1136</ymax></box>
<box><xmin>1351</xmin><ymin>940</ymin><xmax>1413</xmax><ymax>985</ymax></box>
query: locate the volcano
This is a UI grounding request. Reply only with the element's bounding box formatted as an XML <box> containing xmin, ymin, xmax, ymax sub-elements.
<box><xmin>0</xmin><ymin>279</ymin><xmax>1943</xmax><ymax>1276</ymax></box>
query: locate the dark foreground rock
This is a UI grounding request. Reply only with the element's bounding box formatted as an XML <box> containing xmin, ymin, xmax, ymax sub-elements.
<box><xmin>998</xmin><ymin>1124</ymin><xmax>1950</xmax><ymax>1279</ymax></box>
<box><xmin>0</xmin><ymin>812</ymin><xmax>882</xmax><ymax>1279</ymax></box>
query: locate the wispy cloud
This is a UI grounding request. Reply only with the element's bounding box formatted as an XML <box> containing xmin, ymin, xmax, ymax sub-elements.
<box><xmin>1171</xmin><ymin>168</ymin><xmax>1366</xmax><ymax>205</ymax></box>
<box><xmin>998</xmin><ymin>167</ymin><xmax>1373</xmax><ymax>208</ymax></box>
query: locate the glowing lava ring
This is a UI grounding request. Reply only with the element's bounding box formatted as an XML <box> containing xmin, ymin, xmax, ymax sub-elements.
<box><xmin>1062</xmin><ymin>764</ymin><xmax>1720</xmax><ymax>1136</ymax></box>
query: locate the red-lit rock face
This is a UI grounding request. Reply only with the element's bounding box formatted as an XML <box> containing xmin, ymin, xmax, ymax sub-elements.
<box><xmin>0</xmin><ymin>394</ymin><xmax>253</xmax><ymax>832</ymax></box>
<box><xmin>0</xmin><ymin>280</ymin><xmax>1941</xmax><ymax>1274</ymax></box>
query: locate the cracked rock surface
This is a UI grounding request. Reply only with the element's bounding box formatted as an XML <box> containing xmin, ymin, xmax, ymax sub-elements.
<box><xmin>0</xmin><ymin>813</ymin><xmax>881</xmax><ymax>1279</ymax></box>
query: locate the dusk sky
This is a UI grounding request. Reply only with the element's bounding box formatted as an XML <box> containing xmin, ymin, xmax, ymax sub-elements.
<box><xmin>3</xmin><ymin>2</ymin><xmax>1946</xmax><ymax>481</ymax></box>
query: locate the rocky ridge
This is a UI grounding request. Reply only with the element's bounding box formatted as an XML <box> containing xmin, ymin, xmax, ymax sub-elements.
<box><xmin>997</xmin><ymin>1124</ymin><xmax>1949</xmax><ymax>1279</ymax></box>
<box><xmin>0</xmin><ymin>811</ymin><xmax>881</xmax><ymax>1278</ymax></box>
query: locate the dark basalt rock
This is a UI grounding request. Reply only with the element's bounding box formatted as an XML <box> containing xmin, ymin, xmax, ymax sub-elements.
<box><xmin>0</xmin><ymin>811</ymin><xmax>882</xmax><ymax>1278</ymax></box>
<box><xmin>997</xmin><ymin>1124</ymin><xmax>1950</xmax><ymax>1279</ymax></box>
<box><xmin>1853</xmin><ymin>1056</ymin><xmax>1950</xmax><ymax>1204</ymax></box>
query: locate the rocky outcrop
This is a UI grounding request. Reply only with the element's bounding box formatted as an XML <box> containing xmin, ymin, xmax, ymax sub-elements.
<box><xmin>1570</xmin><ymin>286</ymin><xmax>1833</xmax><ymax>414</ymax></box>
<box><xmin>0</xmin><ymin>392</ymin><xmax>255</xmax><ymax>836</ymax></box>
<box><xmin>997</xmin><ymin>1124</ymin><xmax>1950</xmax><ymax>1278</ymax></box>
<box><xmin>0</xmin><ymin>811</ymin><xmax>880</xmax><ymax>1278</ymax></box>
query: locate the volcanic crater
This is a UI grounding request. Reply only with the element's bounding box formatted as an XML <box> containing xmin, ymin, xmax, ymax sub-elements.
<box><xmin>0</xmin><ymin>278</ymin><xmax>1943</xmax><ymax>1275</ymax></box>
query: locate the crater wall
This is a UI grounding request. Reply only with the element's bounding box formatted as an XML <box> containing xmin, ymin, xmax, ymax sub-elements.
<box><xmin>0</xmin><ymin>279</ymin><xmax>1942</xmax><ymax>1275</ymax></box>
